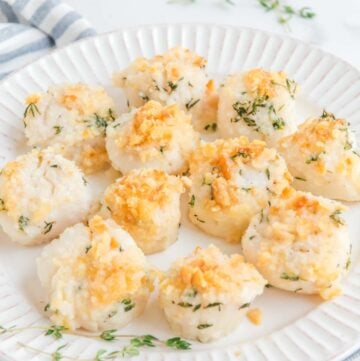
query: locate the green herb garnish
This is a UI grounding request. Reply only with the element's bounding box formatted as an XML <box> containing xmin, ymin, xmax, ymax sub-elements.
<box><xmin>24</xmin><ymin>102</ymin><xmax>40</xmax><ymax>118</ymax></box>
<box><xmin>185</xmin><ymin>98</ymin><xmax>200</xmax><ymax>110</ymax></box>
<box><xmin>189</xmin><ymin>194</ymin><xmax>195</xmax><ymax>207</ymax></box>
<box><xmin>18</xmin><ymin>215</ymin><xmax>29</xmax><ymax>231</ymax></box>
<box><xmin>281</xmin><ymin>272</ymin><xmax>300</xmax><ymax>281</ymax></box>
<box><xmin>197</xmin><ymin>323</ymin><xmax>213</xmax><ymax>329</ymax></box>
<box><xmin>53</xmin><ymin>125</ymin><xmax>63</xmax><ymax>135</ymax></box>
<box><xmin>45</xmin><ymin>325</ymin><xmax>67</xmax><ymax>339</ymax></box>
<box><xmin>121</xmin><ymin>299</ymin><xmax>136</xmax><ymax>312</ymax></box>
<box><xmin>329</xmin><ymin>210</ymin><xmax>345</xmax><ymax>226</ymax></box>
<box><xmin>43</xmin><ymin>221</ymin><xmax>55</xmax><ymax>235</ymax></box>
<box><xmin>204</xmin><ymin>123</ymin><xmax>217</xmax><ymax>132</ymax></box>
<box><xmin>239</xmin><ymin>302</ymin><xmax>250</xmax><ymax>309</ymax></box>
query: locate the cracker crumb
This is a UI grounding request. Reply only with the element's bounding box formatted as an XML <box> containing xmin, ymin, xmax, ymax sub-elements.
<box><xmin>247</xmin><ymin>308</ymin><xmax>262</xmax><ymax>325</ymax></box>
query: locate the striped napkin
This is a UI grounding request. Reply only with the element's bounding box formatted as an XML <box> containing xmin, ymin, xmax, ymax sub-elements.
<box><xmin>0</xmin><ymin>0</ymin><xmax>96</xmax><ymax>79</ymax></box>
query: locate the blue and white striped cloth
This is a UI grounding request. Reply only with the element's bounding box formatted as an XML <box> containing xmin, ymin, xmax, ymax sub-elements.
<box><xmin>0</xmin><ymin>0</ymin><xmax>96</xmax><ymax>79</ymax></box>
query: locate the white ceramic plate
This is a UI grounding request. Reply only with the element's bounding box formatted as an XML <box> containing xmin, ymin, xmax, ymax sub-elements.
<box><xmin>0</xmin><ymin>24</ymin><xmax>359</xmax><ymax>361</ymax></box>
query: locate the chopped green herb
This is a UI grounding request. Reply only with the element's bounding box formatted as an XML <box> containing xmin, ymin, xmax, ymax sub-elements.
<box><xmin>194</xmin><ymin>214</ymin><xmax>205</xmax><ymax>223</ymax></box>
<box><xmin>108</xmin><ymin>108</ymin><xmax>116</xmax><ymax>121</ymax></box>
<box><xmin>140</xmin><ymin>94</ymin><xmax>150</xmax><ymax>101</ymax></box>
<box><xmin>249</xmin><ymin>235</ymin><xmax>256</xmax><ymax>240</ymax></box>
<box><xmin>204</xmin><ymin>122</ymin><xmax>217</xmax><ymax>132</ymax></box>
<box><xmin>121</xmin><ymin>299</ymin><xmax>136</xmax><ymax>312</ymax></box>
<box><xmin>85</xmin><ymin>246</ymin><xmax>92</xmax><ymax>254</ymax></box>
<box><xmin>168</xmin><ymin>77</ymin><xmax>184</xmax><ymax>93</ymax></box>
<box><xmin>189</xmin><ymin>194</ymin><xmax>195</xmax><ymax>207</ymax></box>
<box><xmin>44</xmin><ymin>303</ymin><xmax>50</xmax><ymax>312</ymax></box>
<box><xmin>281</xmin><ymin>272</ymin><xmax>300</xmax><ymax>281</ymax></box>
<box><xmin>205</xmin><ymin>302</ymin><xmax>222</xmax><ymax>311</ymax></box>
<box><xmin>185</xmin><ymin>98</ymin><xmax>200</xmax><ymax>110</ymax></box>
<box><xmin>193</xmin><ymin>304</ymin><xmax>201</xmax><ymax>312</ymax></box>
<box><xmin>232</xmin><ymin>96</ymin><xmax>268</xmax><ymax>131</ymax></box>
<box><xmin>305</xmin><ymin>154</ymin><xmax>320</xmax><ymax>164</ymax></box>
<box><xmin>107</xmin><ymin>310</ymin><xmax>117</xmax><ymax>318</ymax></box>
<box><xmin>18</xmin><ymin>215</ymin><xmax>29</xmax><ymax>232</ymax></box>
<box><xmin>269</xmin><ymin>105</ymin><xmax>285</xmax><ymax>130</ymax></box>
<box><xmin>294</xmin><ymin>288</ymin><xmax>303</xmax><ymax>293</ymax></box>
<box><xmin>178</xmin><ymin>302</ymin><xmax>193</xmax><ymax>308</ymax></box>
<box><xmin>159</xmin><ymin>146</ymin><xmax>165</xmax><ymax>153</ymax></box>
<box><xmin>50</xmin><ymin>164</ymin><xmax>58</xmax><ymax>168</ymax></box>
<box><xmin>94</xmin><ymin>113</ymin><xmax>108</xmax><ymax>129</ymax></box>
<box><xmin>239</xmin><ymin>302</ymin><xmax>250</xmax><ymax>309</ymax></box>
<box><xmin>53</xmin><ymin>125</ymin><xmax>63</xmax><ymax>135</ymax></box>
<box><xmin>294</xmin><ymin>176</ymin><xmax>306</xmax><ymax>181</ymax></box>
<box><xmin>43</xmin><ymin>221</ymin><xmax>55</xmax><ymax>235</ymax></box>
<box><xmin>24</xmin><ymin>102</ymin><xmax>40</xmax><ymax>118</ymax></box>
<box><xmin>82</xmin><ymin>176</ymin><xmax>88</xmax><ymax>186</ymax></box>
<box><xmin>259</xmin><ymin>209</ymin><xmax>264</xmax><ymax>223</ymax></box>
<box><xmin>321</xmin><ymin>110</ymin><xmax>335</xmax><ymax>119</ymax></box>
<box><xmin>265</xmin><ymin>168</ymin><xmax>270</xmax><ymax>180</ymax></box>
<box><xmin>197</xmin><ymin>323</ymin><xmax>213</xmax><ymax>329</ymax></box>
<box><xmin>231</xmin><ymin>150</ymin><xmax>249</xmax><ymax>160</ymax></box>
<box><xmin>329</xmin><ymin>210</ymin><xmax>345</xmax><ymax>226</ymax></box>
<box><xmin>242</xmin><ymin>187</ymin><xmax>252</xmax><ymax>192</ymax></box>
<box><xmin>0</xmin><ymin>198</ymin><xmax>6</xmax><ymax>211</ymax></box>
<box><xmin>186</xmin><ymin>288</ymin><xmax>198</xmax><ymax>298</ymax></box>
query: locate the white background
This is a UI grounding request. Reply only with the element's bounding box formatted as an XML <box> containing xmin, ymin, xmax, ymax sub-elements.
<box><xmin>63</xmin><ymin>0</ymin><xmax>360</xmax><ymax>69</ymax></box>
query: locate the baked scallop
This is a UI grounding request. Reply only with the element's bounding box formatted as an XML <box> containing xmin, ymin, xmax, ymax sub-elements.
<box><xmin>242</xmin><ymin>187</ymin><xmax>351</xmax><ymax>300</ymax></box>
<box><xmin>159</xmin><ymin>245</ymin><xmax>266</xmax><ymax>342</ymax></box>
<box><xmin>100</xmin><ymin>169</ymin><xmax>186</xmax><ymax>254</ymax></box>
<box><xmin>106</xmin><ymin>100</ymin><xmax>200</xmax><ymax>175</ymax></box>
<box><xmin>0</xmin><ymin>148</ymin><xmax>91</xmax><ymax>246</ymax></box>
<box><xmin>37</xmin><ymin>215</ymin><xmax>153</xmax><ymax>331</ymax></box>
<box><xmin>23</xmin><ymin>83</ymin><xmax>116</xmax><ymax>174</ymax></box>
<box><xmin>187</xmin><ymin>137</ymin><xmax>292</xmax><ymax>242</ymax></box>
<box><xmin>113</xmin><ymin>47</ymin><xmax>218</xmax><ymax>131</ymax></box>
<box><xmin>278</xmin><ymin>112</ymin><xmax>360</xmax><ymax>201</ymax></box>
<box><xmin>218</xmin><ymin>68</ymin><xmax>298</xmax><ymax>146</ymax></box>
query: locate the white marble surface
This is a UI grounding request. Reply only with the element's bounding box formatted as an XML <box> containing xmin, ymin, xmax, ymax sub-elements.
<box><xmin>64</xmin><ymin>0</ymin><xmax>360</xmax><ymax>69</ymax></box>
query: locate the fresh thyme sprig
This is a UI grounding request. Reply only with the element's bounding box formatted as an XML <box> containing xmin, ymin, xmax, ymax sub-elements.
<box><xmin>1</xmin><ymin>324</ymin><xmax>191</xmax><ymax>360</ymax></box>
<box><xmin>258</xmin><ymin>0</ymin><xmax>315</xmax><ymax>29</ymax></box>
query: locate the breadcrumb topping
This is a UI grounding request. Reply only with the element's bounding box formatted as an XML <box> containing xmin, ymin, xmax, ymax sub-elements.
<box><xmin>160</xmin><ymin>245</ymin><xmax>265</xmax><ymax>295</ymax></box>
<box><xmin>279</xmin><ymin>115</ymin><xmax>358</xmax><ymax>175</ymax></box>
<box><xmin>75</xmin><ymin>216</ymin><xmax>151</xmax><ymax>307</ymax></box>
<box><xmin>246</xmin><ymin>308</ymin><xmax>262</xmax><ymax>325</ymax></box>
<box><xmin>116</xmin><ymin>101</ymin><xmax>192</xmax><ymax>153</ymax></box>
<box><xmin>104</xmin><ymin>169</ymin><xmax>185</xmax><ymax>234</ymax></box>
<box><xmin>243</xmin><ymin>68</ymin><xmax>289</xmax><ymax>98</ymax></box>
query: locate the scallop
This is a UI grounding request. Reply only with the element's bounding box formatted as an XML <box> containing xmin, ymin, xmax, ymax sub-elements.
<box><xmin>187</xmin><ymin>137</ymin><xmax>292</xmax><ymax>242</ymax></box>
<box><xmin>0</xmin><ymin>148</ymin><xmax>91</xmax><ymax>246</ymax></box>
<box><xmin>278</xmin><ymin>112</ymin><xmax>360</xmax><ymax>201</ymax></box>
<box><xmin>106</xmin><ymin>100</ymin><xmax>200</xmax><ymax>175</ymax></box>
<box><xmin>242</xmin><ymin>187</ymin><xmax>351</xmax><ymax>300</ymax></box>
<box><xmin>23</xmin><ymin>83</ymin><xmax>116</xmax><ymax>174</ymax></box>
<box><xmin>113</xmin><ymin>47</ymin><xmax>218</xmax><ymax>132</ymax></box>
<box><xmin>100</xmin><ymin>169</ymin><xmax>186</xmax><ymax>254</ymax></box>
<box><xmin>159</xmin><ymin>245</ymin><xmax>266</xmax><ymax>342</ymax></box>
<box><xmin>218</xmin><ymin>68</ymin><xmax>298</xmax><ymax>146</ymax></box>
<box><xmin>37</xmin><ymin>215</ymin><xmax>153</xmax><ymax>331</ymax></box>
